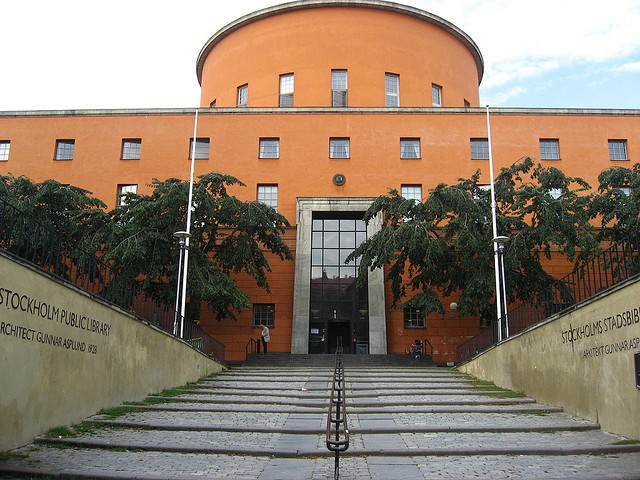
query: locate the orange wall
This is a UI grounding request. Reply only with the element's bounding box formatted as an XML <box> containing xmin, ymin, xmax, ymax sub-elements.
<box><xmin>1</xmin><ymin>109</ymin><xmax>638</xmax><ymax>361</ymax></box>
<box><xmin>4</xmin><ymin>111</ymin><xmax>637</xmax><ymax>217</ymax></box>
<box><xmin>199</xmin><ymin>7</ymin><xmax>480</xmax><ymax>108</ymax></box>
<box><xmin>0</xmin><ymin>113</ymin><xmax>198</xmax><ymax>207</ymax></box>
<box><xmin>199</xmin><ymin>233</ymin><xmax>297</xmax><ymax>363</ymax></box>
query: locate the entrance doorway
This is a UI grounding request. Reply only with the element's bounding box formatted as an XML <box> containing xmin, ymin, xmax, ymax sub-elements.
<box><xmin>308</xmin><ymin>212</ymin><xmax>369</xmax><ymax>354</ymax></box>
<box><xmin>328</xmin><ymin>322</ymin><xmax>350</xmax><ymax>354</ymax></box>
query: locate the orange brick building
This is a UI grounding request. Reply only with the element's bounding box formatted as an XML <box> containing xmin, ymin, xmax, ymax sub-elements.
<box><xmin>1</xmin><ymin>1</ymin><xmax>638</xmax><ymax>363</ymax></box>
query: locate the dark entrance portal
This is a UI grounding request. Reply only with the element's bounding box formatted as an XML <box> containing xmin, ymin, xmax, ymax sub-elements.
<box><xmin>308</xmin><ymin>212</ymin><xmax>369</xmax><ymax>354</ymax></box>
<box><xmin>328</xmin><ymin>322</ymin><xmax>350</xmax><ymax>354</ymax></box>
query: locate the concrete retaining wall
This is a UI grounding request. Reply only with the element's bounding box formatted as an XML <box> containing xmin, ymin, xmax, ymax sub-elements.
<box><xmin>459</xmin><ymin>278</ymin><xmax>640</xmax><ymax>439</ymax></box>
<box><xmin>0</xmin><ymin>253</ymin><xmax>224</xmax><ymax>451</ymax></box>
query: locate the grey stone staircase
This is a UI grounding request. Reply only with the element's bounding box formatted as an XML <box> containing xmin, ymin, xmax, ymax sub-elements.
<box><xmin>243</xmin><ymin>352</ymin><xmax>435</xmax><ymax>367</ymax></box>
<box><xmin>1</xmin><ymin>363</ymin><xmax>639</xmax><ymax>479</ymax></box>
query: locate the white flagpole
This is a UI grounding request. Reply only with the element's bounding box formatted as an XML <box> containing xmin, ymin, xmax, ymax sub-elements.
<box><xmin>486</xmin><ymin>106</ymin><xmax>503</xmax><ymax>342</ymax></box>
<box><xmin>179</xmin><ymin>108</ymin><xmax>199</xmax><ymax>338</ymax></box>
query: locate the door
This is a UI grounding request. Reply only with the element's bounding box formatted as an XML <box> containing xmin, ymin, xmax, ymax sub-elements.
<box><xmin>328</xmin><ymin>321</ymin><xmax>351</xmax><ymax>354</ymax></box>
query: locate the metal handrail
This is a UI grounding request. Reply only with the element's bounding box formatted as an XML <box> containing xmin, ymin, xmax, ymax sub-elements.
<box><xmin>421</xmin><ymin>337</ymin><xmax>434</xmax><ymax>356</ymax></box>
<box><xmin>326</xmin><ymin>337</ymin><xmax>349</xmax><ymax>480</ymax></box>
<box><xmin>245</xmin><ymin>338</ymin><xmax>260</xmax><ymax>356</ymax></box>
<box><xmin>0</xmin><ymin>196</ymin><xmax>225</xmax><ymax>361</ymax></box>
<box><xmin>457</xmin><ymin>231</ymin><xmax>640</xmax><ymax>363</ymax></box>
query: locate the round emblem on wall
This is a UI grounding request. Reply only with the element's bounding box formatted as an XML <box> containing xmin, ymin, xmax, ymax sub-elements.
<box><xmin>333</xmin><ymin>173</ymin><xmax>346</xmax><ymax>186</ymax></box>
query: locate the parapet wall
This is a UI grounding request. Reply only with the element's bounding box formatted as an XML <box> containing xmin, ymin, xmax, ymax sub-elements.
<box><xmin>0</xmin><ymin>252</ymin><xmax>224</xmax><ymax>451</ymax></box>
<box><xmin>459</xmin><ymin>278</ymin><xmax>640</xmax><ymax>439</ymax></box>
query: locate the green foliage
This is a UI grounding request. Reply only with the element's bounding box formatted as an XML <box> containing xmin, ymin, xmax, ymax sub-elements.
<box><xmin>100</xmin><ymin>173</ymin><xmax>293</xmax><ymax>319</ymax></box>
<box><xmin>97</xmin><ymin>405</ymin><xmax>142</xmax><ymax>419</ymax></box>
<box><xmin>590</xmin><ymin>163</ymin><xmax>640</xmax><ymax>241</ymax></box>
<box><xmin>350</xmin><ymin>158</ymin><xmax>598</xmax><ymax>318</ymax></box>
<box><xmin>0</xmin><ymin>175</ymin><xmax>109</xmax><ymax>280</ymax></box>
<box><xmin>45</xmin><ymin>424</ymin><xmax>94</xmax><ymax>437</ymax></box>
<box><xmin>0</xmin><ymin>174</ymin><xmax>108</xmax><ymax>241</ymax></box>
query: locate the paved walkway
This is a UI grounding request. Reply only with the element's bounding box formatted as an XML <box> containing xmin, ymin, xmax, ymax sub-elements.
<box><xmin>1</xmin><ymin>364</ymin><xmax>639</xmax><ymax>479</ymax></box>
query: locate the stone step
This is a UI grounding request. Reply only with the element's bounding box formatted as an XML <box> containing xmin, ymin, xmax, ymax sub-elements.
<box><xmin>1</xmin><ymin>364</ymin><xmax>639</xmax><ymax>480</ymax></box>
<box><xmin>242</xmin><ymin>353</ymin><xmax>436</xmax><ymax>367</ymax></box>
<box><xmin>33</xmin><ymin>428</ymin><xmax>638</xmax><ymax>457</ymax></box>
<box><xmin>122</xmin><ymin>402</ymin><xmax>563</xmax><ymax>415</ymax></box>
<box><xmin>4</xmin><ymin>448</ymin><xmax>640</xmax><ymax>480</ymax></box>
<box><xmin>85</xmin><ymin>410</ymin><xmax>600</xmax><ymax>434</ymax></box>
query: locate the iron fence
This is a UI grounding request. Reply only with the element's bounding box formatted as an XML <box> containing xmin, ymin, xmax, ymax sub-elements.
<box><xmin>457</xmin><ymin>231</ymin><xmax>640</xmax><ymax>364</ymax></box>
<box><xmin>0</xmin><ymin>196</ymin><xmax>224</xmax><ymax>361</ymax></box>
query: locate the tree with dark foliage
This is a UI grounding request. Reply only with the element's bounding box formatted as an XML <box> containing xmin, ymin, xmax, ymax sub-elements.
<box><xmin>100</xmin><ymin>173</ymin><xmax>293</xmax><ymax>320</ymax></box>
<box><xmin>348</xmin><ymin>158</ymin><xmax>598</xmax><ymax>321</ymax></box>
<box><xmin>0</xmin><ymin>175</ymin><xmax>109</xmax><ymax>278</ymax></box>
<box><xmin>590</xmin><ymin>163</ymin><xmax>640</xmax><ymax>241</ymax></box>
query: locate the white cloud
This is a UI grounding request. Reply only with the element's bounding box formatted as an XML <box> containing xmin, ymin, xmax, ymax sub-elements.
<box><xmin>482</xmin><ymin>86</ymin><xmax>528</xmax><ymax>106</ymax></box>
<box><xmin>419</xmin><ymin>0</ymin><xmax>640</xmax><ymax>89</ymax></box>
<box><xmin>612</xmin><ymin>61</ymin><xmax>640</xmax><ymax>73</ymax></box>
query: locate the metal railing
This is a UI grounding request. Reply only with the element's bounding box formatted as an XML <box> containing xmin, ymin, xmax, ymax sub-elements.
<box><xmin>421</xmin><ymin>337</ymin><xmax>434</xmax><ymax>357</ymax></box>
<box><xmin>245</xmin><ymin>337</ymin><xmax>260</xmax><ymax>356</ymax></box>
<box><xmin>457</xmin><ymin>231</ymin><xmax>640</xmax><ymax>363</ymax></box>
<box><xmin>0</xmin><ymin>196</ymin><xmax>224</xmax><ymax>361</ymax></box>
<box><xmin>326</xmin><ymin>337</ymin><xmax>349</xmax><ymax>480</ymax></box>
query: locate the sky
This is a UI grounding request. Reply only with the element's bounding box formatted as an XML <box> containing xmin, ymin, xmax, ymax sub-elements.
<box><xmin>1</xmin><ymin>0</ymin><xmax>639</xmax><ymax>111</ymax></box>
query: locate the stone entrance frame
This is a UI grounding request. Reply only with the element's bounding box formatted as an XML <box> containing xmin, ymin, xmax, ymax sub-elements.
<box><xmin>291</xmin><ymin>198</ymin><xmax>387</xmax><ymax>354</ymax></box>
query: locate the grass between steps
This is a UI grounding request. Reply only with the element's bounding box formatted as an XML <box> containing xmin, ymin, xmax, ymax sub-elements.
<box><xmin>454</xmin><ymin>371</ymin><xmax>526</xmax><ymax>398</ymax></box>
<box><xmin>42</xmin><ymin>378</ymin><xmax>217</xmax><ymax>435</ymax></box>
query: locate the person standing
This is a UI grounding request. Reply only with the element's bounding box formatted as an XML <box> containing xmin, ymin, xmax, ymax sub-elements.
<box><xmin>261</xmin><ymin>324</ymin><xmax>271</xmax><ymax>353</ymax></box>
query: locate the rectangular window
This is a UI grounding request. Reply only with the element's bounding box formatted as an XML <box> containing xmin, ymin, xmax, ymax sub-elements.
<box><xmin>329</xmin><ymin>138</ymin><xmax>350</xmax><ymax>159</ymax></box>
<box><xmin>539</xmin><ymin>139</ymin><xmax>560</xmax><ymax>160</ymax></box>
<box><xmin>259</xmin><ymin>138</ymin><xmax>280</xmax><ymax>159</ymax></box>
<box><xmin>0</xmin><ymin>141</ymin><xmax>10</xmax><ymax>161</ymax></box>
<box><xmin>401</xmin><ymin>184</ymin><xmax>422</xmax><ymax>202</ymax></box>
<box><xmin>432</xmin><ymin>83</ymin><xmax>442</xmax><ymax>107</ymax></box>
<box><xmin>279</xmin><ymin>73</ymin><xmax>294</xmax><ymax>107</ymax></box>
<box><xmin>257</xmin><ymin>184</ymin><xmax>278</xmax><ymax>210</ymax></box>
<box><xmin>332</xmin><ymin>70</ymin><xmax>348</xmax><ymax>107</ymax></box>
<box><xmin>609</xmin><ymin>140</ymin><xmax>628</xmax><ymax>161</ymax></box>
<box><xmin>189</xmin><ymin>138</ymin><xmax>210</xmax><ymax>159</ymax></box>
<box><xmin>470</xmin><ymin>138</ymin><xmax>489</xmax><ymax>160</ymax></box>
<box><xmin>404</xmin><ymin>306</ymin><xmax>425</xmax><ymax>328</ymax></box>
<box><xmin>55</xmin><ymin>139</ymin><xmax>75</xmax><ymax>160</ymax></box>
<box><xmin>400</xmin><ymin>138</ymin><xmax>421</xmax><ymax>159</ymax></box>
<box><xmin>237</xmin><ymin>84</ymin><xmax>248</xmax><ymax>107</ymax></box>
<box><xmin>121</xmin><ymin>138</ymin><xmax>142</xmax><ymax>160</ymax></box>
<box><xmin>385</xmin><ymin>73</ymin><xmax>399</xmax><ymax>107</ymax></box>
<box><xmin>117</xmin><ymin>184</ymin><xmax>138</xmax><ymax>207</ymax></box>
<box><xmin>253</xmin><ymin>303</ymin><xmax>275</xmax><ymax>328</ymax></box>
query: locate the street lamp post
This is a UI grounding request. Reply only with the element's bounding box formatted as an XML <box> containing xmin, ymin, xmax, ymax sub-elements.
<box><xmin>172</xmin><ymin>108</ymin><xmax>200</xmax><ymax>340</ymax></box>
<box><xmin>485</xmin><ymin>106</ymin><xmax>504</xmax><ymax>342</ymax></box>
<box><xmin>173</xmin><ymin>230</ymin><xmax>191</xmax><ymax>338</ymax></box>
<box><xmin>493</xmin><ymin>235</ymin><xmax>510</xmax><ymax>339</ymax></box>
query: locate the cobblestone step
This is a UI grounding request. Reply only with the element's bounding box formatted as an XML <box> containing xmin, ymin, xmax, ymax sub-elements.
<box><xmin>120</xmin><ymin>401</ymin><xmax>563</xmax><ymax>415</ymax></box>
<box><xmin>4</xmin><ymin>448</ymin><xmax>640</xmax><ymax>480</ymax></box>
<box><xmin>1</xmin><ymin>362</ymin><xmax>639</xmax><ymax>479</ymax></box>
<box><xmin>33</xmin><ymin>429</ymin><xmax>632</xmax><ymax>457</ymax></box>
<box><xmin>85</xmin><ymin>410</ymin><xmax>600</xmax><ymax>434</ymax></box>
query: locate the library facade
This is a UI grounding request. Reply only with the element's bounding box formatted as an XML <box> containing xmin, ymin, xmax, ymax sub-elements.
<box><xmin>1</xmin><ymin>1</ymin><xmax>638</xmax><ymax>362</ymax></box>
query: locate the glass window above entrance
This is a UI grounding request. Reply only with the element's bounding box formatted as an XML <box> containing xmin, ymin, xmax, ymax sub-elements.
<box><xmin>309</xmin><ymin>212</ymin><xmax>369</xmax><ymax>354</ymax></box>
